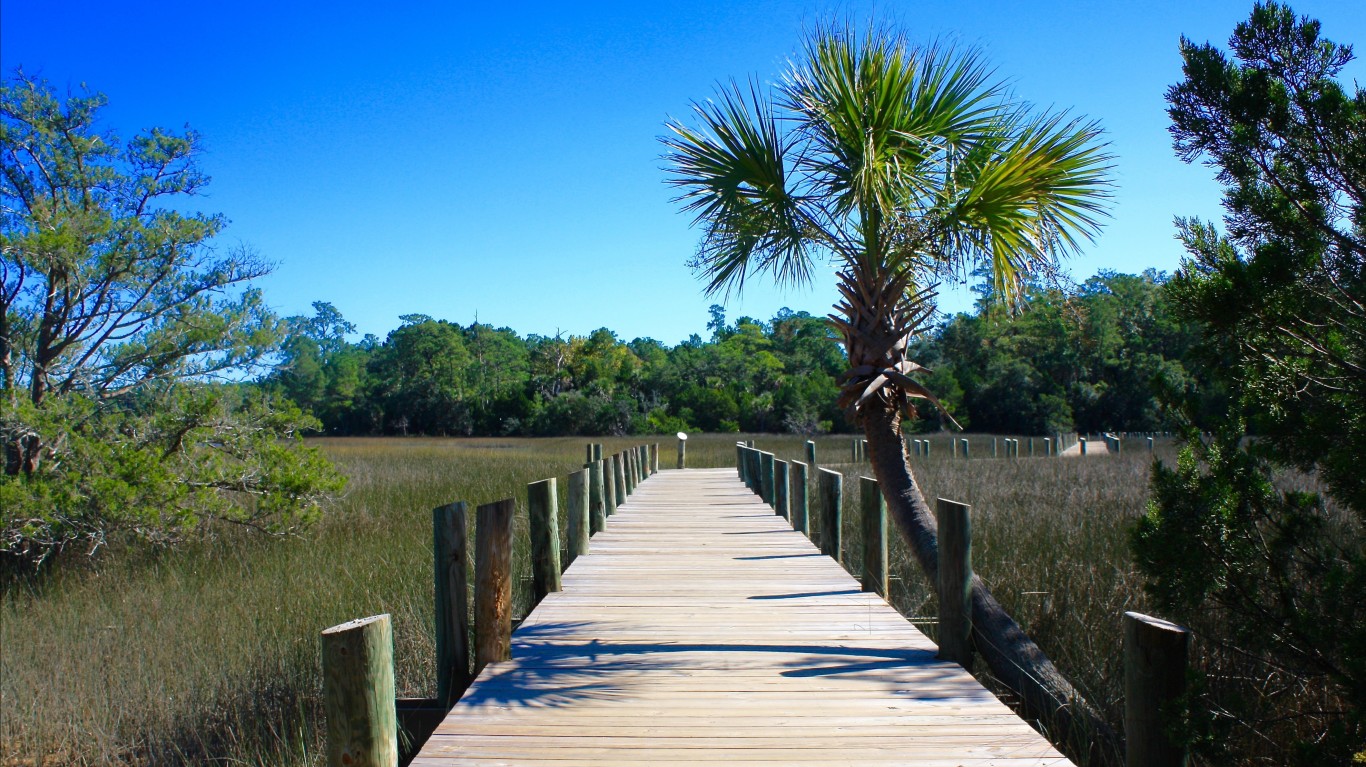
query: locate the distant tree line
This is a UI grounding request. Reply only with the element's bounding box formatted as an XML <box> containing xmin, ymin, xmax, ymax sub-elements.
<box><xmin>265</xmin><ymin>270</ymin><xmax>1207</xmax><ymax>438</ymax></box>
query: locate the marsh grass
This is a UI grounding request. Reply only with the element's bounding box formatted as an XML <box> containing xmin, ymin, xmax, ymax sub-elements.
<box><xmin>3</xmin><ymin>433</ymin><xmax>1166</xmax><ymax>766</ymax></box>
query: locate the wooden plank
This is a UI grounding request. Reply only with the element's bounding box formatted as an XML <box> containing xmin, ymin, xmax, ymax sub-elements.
<box><xmin>417</xmin><ymin>469</ymin><xmax>1072</xmax><ymax>766</ymax></box>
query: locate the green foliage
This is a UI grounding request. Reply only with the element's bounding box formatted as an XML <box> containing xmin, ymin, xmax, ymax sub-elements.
<box><xmin>917</xmin><ymin>270</ymin><xmax>1202</xmax><ymax>434</ymax></box>
<box><xmin>1</xmin><ymin>388</ymin><xmax>343</xmax><ymax>567</ymax></box>
<box><xmin>1</xmin><ymin>73</ymin><xmax>344</xmax><ymax>567</ymax></box>
<box><xmin>1135</xmin><ymin>3</ymin><xmax>1366</xmax><ymax>760</ymax></box>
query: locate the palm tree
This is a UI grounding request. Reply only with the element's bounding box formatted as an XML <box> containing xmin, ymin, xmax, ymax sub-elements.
<box><xmin>663</xmin><ymin>23</ymin><xmax>1116</xmax><ymax>762</ymax></box>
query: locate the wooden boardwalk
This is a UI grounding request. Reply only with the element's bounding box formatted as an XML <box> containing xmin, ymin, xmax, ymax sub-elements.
<box><xmin>414</xmin><ymin>468</ymin><xmax>1071</xmax><ymax>766</ymax></box>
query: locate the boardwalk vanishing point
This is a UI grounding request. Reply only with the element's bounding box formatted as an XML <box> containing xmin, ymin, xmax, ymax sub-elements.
<box><xmin>412</xmin><ymin>467</ymin><xmax>1072</xmax><ymax>766</ymax></box>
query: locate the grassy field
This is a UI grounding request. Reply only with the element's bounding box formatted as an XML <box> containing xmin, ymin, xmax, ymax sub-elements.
<box><xmin>2</xmin><ymin>433</ymin><xmax>1167</xmax><ymax>766</ymax></box>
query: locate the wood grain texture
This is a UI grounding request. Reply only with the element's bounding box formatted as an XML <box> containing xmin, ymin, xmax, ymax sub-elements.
<box><xmin>475</xmin><ymin>499</ymin><xmax>514</xmax><ymax>672</ymax></box>
<box><xmin>322</xmin><ymin>614</ymin><xmax>398</xmax><ymax>767</ymax></box>
<box><xmin>433</xmin><ymin>503</ymin><xmax>471</xmax><ymax>706</ymax></box>
<box><xmin>419</xmin><ymin>470</ymin><xmax>1073</xmax><ymax>766</ymax></box>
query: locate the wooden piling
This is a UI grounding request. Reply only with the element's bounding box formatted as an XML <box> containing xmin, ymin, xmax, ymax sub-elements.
<box><xmin>433</xmin><ymin>502</ymin><xmax>470</xmax><ymax>707</ymax></box>
<box><xmin>1124</xmin><ymin>612</ymin><xmax>1192</xmax><ymax>767</ymax></box>
<box><xmin>677</xmin><ymin>435</ymin><xmax>687</xmax><ymax>469</ymax></box>
<box><xmin>773</xmin><ymin>459</ymin><xmax>789</xmax><ymax>519</ymax></box>
<box><xmin>759</xmin><ymin>451</ymin><xmax>775</xmax><ymax>506</ymax></box>
<box><xmin>587</xmin><ymin>459</ymin><xmax>606</xmax><ymax>534</ymax></box>
<box><xmin>624</xmin><ymin>450</ymin><xmax>637</xmax><ymax>496</ymax></box>
<box><xmin>528</xmin><ymin>478</ymin><xmax>561</xmax><ymax>604</ymax></box>
<box><xmin>859</xmin><ymin>477</ymin><xmax>887</xmax><ymax>596</ymax></box>
<box><xmin>791</xmin><ymin>460</ymin><xmax>809</xmax><ymax>534</ymax></box>
<box><xmin>960</xmin><ymin>438</ymin><xmax>970</xmax><ymax>458</ymax></box>
<box><xmin>603</xmin><ymin>455</ymin><xmax>618</xmax><ymax>517</ymax></box>
<box><xmin>805</xmin><ymin>440</ymin><xmax>816</xmax><ymax>472</ymax></box>
<box><xmin>936</xmin><ymin>498</ymin><xmax>973</xmax><ymax>669</ymax></box>
<box><xmin>321</xmin><ymin>614</ymin><xmax>398</xmax><ymax>767</ymax></box>
<box><xmin>474</xmin><ymin>499</ymin><xmax>514</xmax><ymax>672</ymax></box>
<box><xmin>651</xmin><ymin>443</ymin><xmax>659</xmax><ymax>473</ymax></box>
<box><xmin>614</xmin><ymin>453</ymin><xmax>628</xmax><ymax>504</ymax></box>
<box><xmin>817</xmin><ymin>468</ymin><xmax>842</xmax><ymax>561</ymax></box>
<box><xmin>567</xmin><ymin>469</ymin><xmax>589</xmax><ymax>564</ymax></box>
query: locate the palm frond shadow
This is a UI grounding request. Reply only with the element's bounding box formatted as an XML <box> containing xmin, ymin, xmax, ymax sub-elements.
<box><xmin>458</xmin><ymin>621</ymin><xmax>969</xmax><ymax>709</ymax></box>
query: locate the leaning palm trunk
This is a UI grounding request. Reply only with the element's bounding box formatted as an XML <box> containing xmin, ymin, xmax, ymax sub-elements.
<box><xmin>835</xmin><ymin>268</ymin><xmax>1120</xmax><ymax>764</ymax></box>
<box><xmin>862</xmin><ymin>403</ymin><xmax>1120</xmax><ymax>764</ymax></box>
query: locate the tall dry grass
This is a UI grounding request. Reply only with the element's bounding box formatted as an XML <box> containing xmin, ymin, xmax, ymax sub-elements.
<box><xmin>2</xmin><ymin>433</ymin><xmax>1162</xmax><ymax>766</ymax></box>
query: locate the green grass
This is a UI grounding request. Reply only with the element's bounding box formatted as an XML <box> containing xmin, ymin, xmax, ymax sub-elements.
<box><xmin>1</xmin><ymin>433</ymin><xmax>1163</xmax><ymax>766</ymax></box>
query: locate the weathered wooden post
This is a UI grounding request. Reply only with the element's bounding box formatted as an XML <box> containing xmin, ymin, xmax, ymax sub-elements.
<box><xmin>322</xmin><ymin>614</ymin><xmax>398</xmax><ymax>767</ymax></box>
<box><xmin>805</xmin><ymin>439</ymin><xmax>817</xmax><ymax>472</ymax></box>
<box><xmin>859</xmin><ymin>477</ymin><xmax>887</xmax><ymax>596</ymax></box>
<box><xmin>1148</xmin><ymin>436</ymin><xmax>1154</xmax><ymax>453</ymax></box>
<box><xmin>1124</xmin><ymin>612</ymin><xmax>1192</xmax><ymax>767</ymax></box>
<box><xmin>587</xmin><ymin>459</ymin><xmax>606</xmax><ymax>534</ymax></box>
<box><xmin>603</xmin><ymin>455</ymin><xmax>618</xmax><ymax>518</ymax></box>
<box><xmin>585</xmin><ymin>443</ymin><xmax>594</xmax><ymax>464</ymax></box>
<box><xmin>992</xmin><ymin>437</ymin><xmax>998</xmax><ymax>458</ymax></box>
<box><xmin>747</xmin><ymin>448</ymin><xmax>762</xmax><ymax>493</ymax></box>
<box><xmin>1029</xmin><ymin>437</ymin><xmax>1035</xmax><ymax>457</ymax></box>
<box><xmin>676</xmin><ymin>432</ymin><xmax>687</xmax><ymax>469</ymax></box>
<box><xmin>960</xmin><ymin>438</ymin><xmax>970</xmax><ymax>458</ymax></box>
<box><xmin>817</xmin><ymin>468</ymin><xmax>842</xmax><ymax>562</ymax></box>
<box><xmin>639</xmin><ymin>445</ymin><xmax>650</xmax><ymax>478</ymax></box>
<box><xmin>474</xmin><ymin>498</ymin><xmax>513</xmax><ymax>672</ymax></box>
<box><xmin>433</xmin><ymin>502</ymin><xmax>470</xmax><ymax>707</ymax></box>
<box><xmin>1044</xmin><ymin>437</ymin><xmax>1052</xmax><ymax>456</ymax></box>
<box><xmin>936</xmin><ymin>498</ymin><xmax>973</xmax><ymax>668</ymax></box>
<box><xmin>923</xmin><ymin>439</ymin><xmax>930</xmax><ymax>458</ymax></box>
<box><xmin>528</xmin><ymin>478</ymin><xmax>561</xmax><ymax>604</ymax></box>
<box><xmin>760</xmin><ymin>451</ymin><xmax>775</xmax><ymax>506</ymax></box>
<box><xmin>736</xmin><ymin>442</ymin><xmax>746</xmax><ymax>480</ymax></box>
<box><xmin>623</xmin><ymin>450</ymin><xmax>636</xmax><ymax>496</ymax></box>
<box><xmin>860</xmin><ymin>439</ymin><xmax>868</xmax><ymax>461</ymax></box>
<box><xmin>1080</xmin><ymin>436</ymin><xmax>1088</xmax><ymax>455</ymax></box>
<box><xmin>773</xmin><ymin>459</ymin><xmax>790</xmax><ymax>520</ymax></box>
<box><xmin>613</xmin><ymin>453</ymin><xmax>627</xmax><ymax>506</ymax></box>
<box><xmin>790</xmin><ymin>460</ymin><xmax>809</xmax><ymax>534</ymax></box>
<box><xmin>652</xmin><ymin>443</ymin><xmax>660</xmax><ymax>473</ymax></box>
<box><xmin>567</xmin><ymin>469</ymin><xmax>589</xmax><ymax>565</ymax></box>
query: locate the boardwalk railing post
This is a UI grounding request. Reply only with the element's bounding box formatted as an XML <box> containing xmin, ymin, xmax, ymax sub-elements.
<box><xmin>604</xmin><ymin>455</ymin><xmax>618</xmax><ymax>518</ymax></box>
<box><xmin>805</xmin><ymin>440</ymin><xmax>817</xmax><ymax>472</ymax></box>
<box><xmin>652</xmin><ymin>443</ymin><xmax>659</xmax><ymax>473</ymax></box>
<box><xmin>859</xmin><ymin>477</ymin><xmax>887</xmax><ymax>596</ymax></box>
<box><xmin>677</xmin><ymin>433</ymin><xmax>687</xmax><ymax>469</ymax></box>
<box><xmin>624</xmin><ymin>451</ymin><xmax>637</xmax><ymax>496</ymax></box>
<box><xmin>614</xmin><ymin>453</ymin><xmax>627</xmax><ymax>505</ymax></box>
<box><xmin>759</xmin><ymin>451</ymin><xmax>775</xmax><ymax>506</ymax></box>
<box><xmin>567</xmin><ymin>469</ymin><xmax>589</xmax><ymax>565</ymax></box>
<box><xmin>774</xmin><ymin>459</ymin><xmax>789</xmax><ymax>520</ymax></box>
<box><xmin>935</xmin><ymin>498</ymin><xmax>973</xmax><ymax>669</ymax></box>
<box><xmin>817</xmin><ymin>468</ymin><xmax>843</xmax><ymax>562</ymax></box>
<box><xmin>433</xmin><ymin>502</ymin><xmax>471</xmax><ymax>707</ymax></box>
<box><xmin>736</xmin><ymin>443</ymin><xmax>746</xmax><ymax>482</ymax></box>
<box><xmin>587</xmin><ymin>459</ymin><xmax>606</xmax><ymax>534</ymax></box>
<box><xmin>594</xmin><ymin>443</ymin><xmax>603</xmax><ymax>461</ymax></box>
<box><xmin>1124</xmin><ymin>612</ymin><xmax>1192</xmax><ymax>767</ymax></box>
<box><xmin>322</xmin><ymin>614</ymin><xmax>398</xmax><ymax>767</ymax></box>
<box><xmin>747</xmin><ymin>448</ymin><xmax>761</xmax><ymax>494</ymax></box>
<box><xmin>961</xmin><ymin>438</ymin><xmax>970</xmax><ymax>459</ymax></box>
<box><xmin>790</xmin><ymin>460</ymin><xmax>809</xmax><ymax>534</ymax></box>
<box><xmin>529</xmin><ymin>478</ymin><xmax>562</xmax><ymax>604</ymax></box>
<box><xmin>475</xmin><ymin>499</ymin><xmax>514</xmax><ymax>673</ymax></box>
<box><xmin>639</xmin><ymin>445</ymin><xmax>650</xmax><ymax>478</ymax></box>
<box><xmin>585</xmin><ymin>443</ymin><xmax>594</xmax><ymax>464</ymax></box>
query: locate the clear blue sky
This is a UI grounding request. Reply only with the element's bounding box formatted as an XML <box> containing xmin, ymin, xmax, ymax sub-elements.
<box><xmin>4</xmin><ymin>1</ymin><xmax>1362</xmax><ymax>345</ymax></box>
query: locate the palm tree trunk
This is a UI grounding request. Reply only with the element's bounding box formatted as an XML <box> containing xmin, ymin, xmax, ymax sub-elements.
<box><xmin>861</xmin><ymin>401</ymin><xmax>1121</xmax><ymax>766</ymax></box>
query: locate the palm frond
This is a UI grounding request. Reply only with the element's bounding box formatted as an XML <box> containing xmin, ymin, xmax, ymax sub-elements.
<box><xmin>662</xmin><ymin>80</ymin><xmax>819</xmax><ymax>297</ymax></box>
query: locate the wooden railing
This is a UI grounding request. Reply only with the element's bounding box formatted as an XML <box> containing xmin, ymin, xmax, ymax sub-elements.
<box><xmin>735</xmin><ymin>439</ymin><xmax>1192</xmax><ymax>767</ymax></box>
<box><xmin>319</xmin><ymin>441</ymin><xmax>659</xmax><ymax>767</ymax></box>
